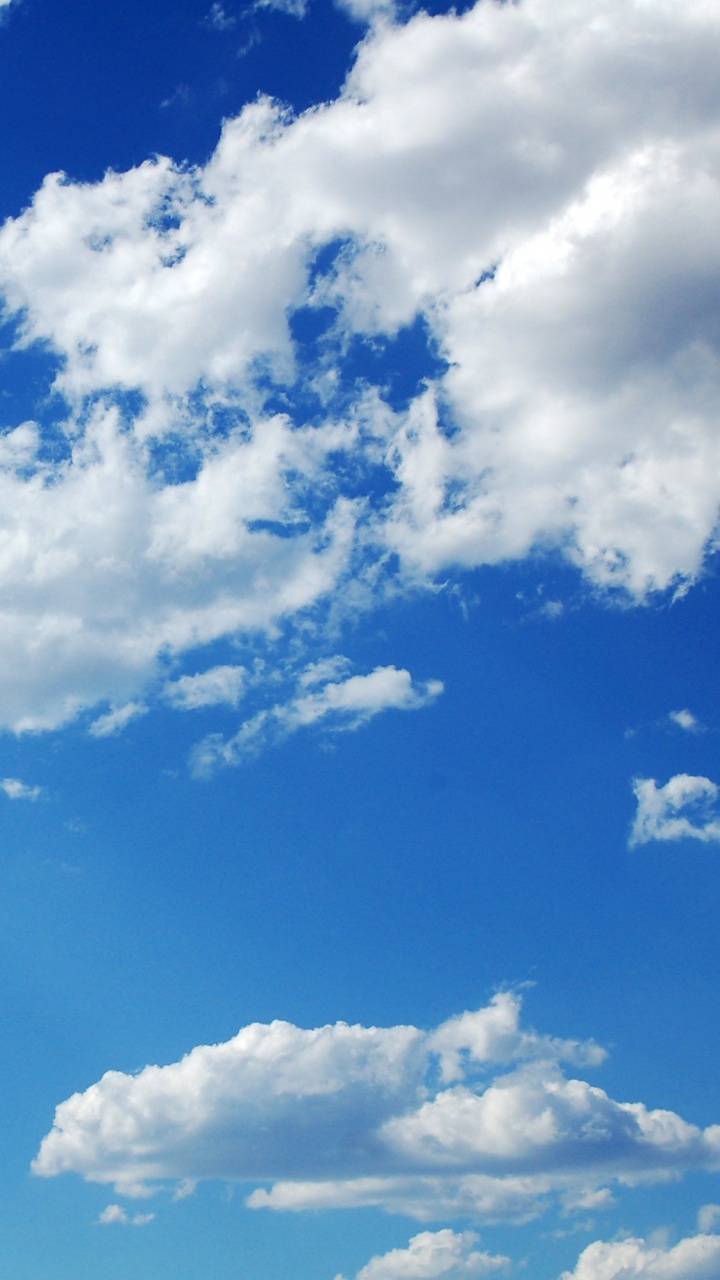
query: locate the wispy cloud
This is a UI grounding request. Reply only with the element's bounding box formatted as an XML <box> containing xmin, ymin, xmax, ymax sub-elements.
<box><xmin>630</xmin><ymin>774</ymin><xmax>720</xmax><ymax>847</ymax></box>
<box><xmin>163</xmin><ymin>665</ymin><xmax>246</xmax><ymax>710</ymax></box>
<box><xmin>89</xmin><ymin>702</ymin><xmax>148</xmax><ymax>739</ymax></box>
<box><xmin>97</xmin><ymin>1204</ymin><xmax>155</xmax><ymax>1227</ymax></box>
<box><xmin>191</xmin><ymin>661</ymin><xmax>443</xmax><ymax>775</ymax></box>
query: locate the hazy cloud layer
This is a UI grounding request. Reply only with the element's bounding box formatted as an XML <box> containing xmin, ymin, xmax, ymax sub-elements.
<box><xmin>630</xmin><ymin>775</ymin><xmax>720</xmax><ymax>846</ymax></box>
<box><xmin>33</xmin><ymin>993</ymin><xmax>720</xmax><ymax>1222</ymax></box>
<box><xmin>0</xmin><ymin>0</ymin><xmax>717</xmax><ymax>731</ymax></box>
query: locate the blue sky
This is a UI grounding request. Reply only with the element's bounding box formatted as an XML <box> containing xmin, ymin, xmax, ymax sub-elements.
<box><xmin>1</xmin><ymin>0</ymin><xmax>720</xmax><ymax>1277</ymax></box>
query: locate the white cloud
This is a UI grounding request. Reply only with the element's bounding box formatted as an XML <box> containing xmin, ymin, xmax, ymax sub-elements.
<box><xmin>560</xmin><ymin>1233</ymin><xmax>720</xmax><ymax>1280</ymax></box>
<box><xmin>190</xmin><ymin>662</ymin><xmax>443</xmax><ymax>774</ymax></box>
<box><xmin>337</xmin><ymin>1229</ymin><xmax>509</xmax><ymax>1280</ymax></box>
<box><xmin>0</xmin><ymin>776</ymin><xmax>41</xmax><ymax>801</ymax></box>
<box><xmin>32</xmin><ymin>993</ymin><xmax>720</xmax><ymax>1223</ymax></box>
<box><xmin>97</xmin><ymin>1204</ymin><xmax>155</xmax><ymax>1226</ymax></box>
<box><xmin>0</xmin><ymin>0</ymin><xmax>717</xmax><ymax>729</ymax></box>
<box><xmin>89</xmin><ymin>701</ymin><xmax>148</xmax><ymax>738</ymax></box>
<box><xmin>163</xmin><ymin>664</ymin><xmax>246</xmax><ymax>710</ymax></box>
<box><xmin>630</xmin><ymin>775</ymin><xmax>720</xmax><ymax>847</ymax></box>
<box><xmin>669</xmin><ymin>709</ymin><xmax>702</xmax><ymax>733</ymax></box>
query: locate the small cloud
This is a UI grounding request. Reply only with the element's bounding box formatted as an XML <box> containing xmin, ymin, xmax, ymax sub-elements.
<box><xmin>97</xmin><ymin>1204</ymin><xmax>154</xmax><ymax>1226</ymax></box>
<box><xmin>89</xmin><ymin>702</ymin><xmax>148</xmax><ymax>738</ymax></box>
<box><xmin>697</xmin><ymin>1204</ymin><xmax>720</xmax><ymax>1233</ymax></box>
<box><xmin>0</xmin><ymin>776</ymin><xmax>41</xmax><ymax>801</ymax></box>
<box><xmin>164</xmin><ymin>664</ymin><xmax>246</xmax><ymax>710</ymax></box>
<box><xmin>630</xmin><ymin>774</ymin><xmax>720</xmax><ymax>847</ymax></box>
<box><xmin>669</xmin><ymin>708</ymin><xmax>703</xmax><ymax>733</ymax></box>
<box><xmin>562</xmin><ymin>1187</ymin><xmax>615</xmax><ymax>1214</ymax></box>
<box><xmin>190</xmin><ymin>661</ymin><xmax>443</xmax><ymax>776</ymax></box>
<box><xmin>206</xmin><ymin>1</ymin><xmax>236</xmax><ymax>27</ymax></box>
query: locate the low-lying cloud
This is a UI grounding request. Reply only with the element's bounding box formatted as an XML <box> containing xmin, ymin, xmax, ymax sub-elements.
<box><xmin>33</xmin><ymin>993</ymin><xmax>720</xmax><ymax>1223</ymax></box>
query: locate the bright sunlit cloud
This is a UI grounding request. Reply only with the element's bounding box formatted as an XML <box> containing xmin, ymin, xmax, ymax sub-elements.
<box><xmin>0</xmin><ymin>0</ymin><xmax>718</xmax><ymax>739</ymax></box>
<box><xmin>33</xmin><ymin>992</ymin><xmax>720</xmax><ymax>1224</ymax></box>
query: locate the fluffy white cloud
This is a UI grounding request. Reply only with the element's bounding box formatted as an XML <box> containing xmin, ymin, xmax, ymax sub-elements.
<box><xmin>336</xmin><ymin>1229</ymin><xmax>508</xmax><ymax>1280</ymax></box>
<box><xmin>0</xmin><ymin>0</ymin><xmax>718</xmax><ymax>729</ymax></box>
<box><xmin>0</xmin><ymin>776</ymin><xmax>41</xmax><ymax>801</ymax></box>
<box><xmin>190</xmin><ymin>662</ymin><xmax>443</xmax><ymax>774</ymax></box>
<box><xmin>630</xmin><ymin>775</ymin><xmax>720</xmax><ymax>847</ymax></box>
<box><xmin>561</xmin><ymin>1233</ymin><xmax>720</xmax><ymax>1280</ymax></box>
<box><xmin>32</xmin><ymin>993</ymin><xmax>720</xmax><ymax>1223</ymax></box>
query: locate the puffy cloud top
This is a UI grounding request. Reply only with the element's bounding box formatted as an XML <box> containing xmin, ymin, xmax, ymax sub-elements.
<box><xmin>0</xmin><ymin>0</ymin><xmax>720</xmax><ymax>731</ymax></box>
<box><xmin>33</xmin><ymin>994</ymin><xmax>720</xmax><ymax>1222</ymax></box>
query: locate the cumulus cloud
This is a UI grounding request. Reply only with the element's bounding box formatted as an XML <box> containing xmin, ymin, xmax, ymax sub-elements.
<box><xmin>630</xmin><ymin>775</ymin><xmax>720</xmax><ymax>847</ymax></box>
<box><xmin>560</xmin><ymin>1233</ymin><xmax>720</xmax><ymax>1280</ymax></box>
<box><xmin>0</xmin><ymin>776</ymin><xmax>41</xmax><ymax>801</ymax></box>
<box><xmin>190</xmin><ymin>662</ymin><xmax>443</xmax><ymax>774</ymax></box>
<box><xmin>0</xmin><ymin>0</ymin><xmax>718</xmax><ymax>730</ymax></box>
<box><xmin>336</xmin><ymin>1229</ymin><xmax>508</xmax><ymax>1280</ymax></box>
<box><xmin>32</xmin><ymin>992</ymin><xmax>720</xmax><ymax>1223</ymax></box>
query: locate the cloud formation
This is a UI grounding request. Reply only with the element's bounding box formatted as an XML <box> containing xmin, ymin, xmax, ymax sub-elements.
<box><xmin>32</xmin><ymin>993</ymin><xmax>720</xmax><ymax>1223</ymax></box>
<box><xmin>0</xmin><ymin>0</ymin><xmax>718</xmax><ymax>731</ymax></box>
<box><xmin>630</xmin><ymin>775</ymin><xmax>720</xmax><ymax>847</ymax></box>
<box><xmin>191</xmin><ymin>661</ymin><xmax>443</xmax><ymax>774</ymax></box>
<box><xmin>560</xmin><ymin>1233</ymin><xmax>720</xmax><ymax>1280</ymax></box>
<box><xmin>336</xmin><ymin>1229</ymin><xmax>508</xmax><ymax>1280</ymax></box>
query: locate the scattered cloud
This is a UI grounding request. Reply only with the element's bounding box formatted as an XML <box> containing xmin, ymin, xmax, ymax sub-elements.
<box><xmin>97</xmin><ymin>1204</ymin><xmax>155</xmax><ymax>1227</ymax></box>
<box><xmin>0</xmin><ymin>776</ymin><xmax>41</xmax><ymax>801</ymax></box>
<box><xmin>630</xmin><ymin>775</ymin><xmax>720</xmax><ymax>847</ymax></box>
<box><xmin>163</xmin><ymin>664</ymin><xmax>246</xmax><ymax>710</ymax></box>
<box><xmin>32</xmin><ymin>992</ymin><xmax>720</xmax><ymax>1224</ymax></box>
<box><xmin>560</xmin><ymin>1233</ymin><xmax>720</xmax><ymax>1280</ymax></box>
<box><xmin>669</xmin><ymin>709</ymin><xmax>703</xmax><ymax>733</ymax></box>
<box><xmin>0</xmin><ymin>0</ymin><xmax>715</xmax><ymax>732</ymax></box>
<box><xmin>89</xmin><ymin>702</ymin><xmax>148</xmax><ymax>739</ymax></box>
<box><xmin>335</xmin><ymin>1229</ymin><xmax>509</xmax><ymax>1280</ymax></box>
<box><xmin>190</xmin><ymin>662</ymin><xmax>443</xmax><ymax>774</ymax></box>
